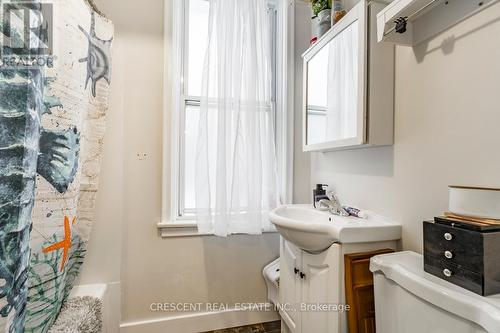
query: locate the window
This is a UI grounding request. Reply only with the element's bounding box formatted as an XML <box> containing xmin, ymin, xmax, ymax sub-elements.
<box><xmin>180</xmin><ymin>0</ymin><xmax>210</xmax><ymax>216</ymax></box>
<box><xmin>164</xmin><ymin>0</ymin><xmax>292</xmax><ymax>227</ymax></box>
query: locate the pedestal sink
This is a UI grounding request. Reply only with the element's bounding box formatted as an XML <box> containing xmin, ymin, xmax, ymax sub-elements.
<box><xmin>270</xmin><ymin>204</ymin><xmax>401</xmax><ymax>253</ymax></box>
<box><xmin>273</xmin><ymin>204</ymin><xmax>402</xmax><ymax>333</ymax></box>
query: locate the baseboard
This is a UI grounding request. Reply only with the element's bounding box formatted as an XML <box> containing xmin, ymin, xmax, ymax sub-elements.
<box><xmin>120</xmin><ymin>308</ymin><xmax>280</xmax><ymax>333</ymax></box>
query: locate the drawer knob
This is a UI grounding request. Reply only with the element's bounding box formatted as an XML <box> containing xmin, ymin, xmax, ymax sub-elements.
<box><xmin>444</xmin><ymin>251</ymin><xmax>453</xmax><ymax>259</ymax></box>
<box><xmin>444</xmin><ymin>232</ymin><xmax>453</xmax><ymax>241</ymax></box>
<box><xmin>443</xmin><ymin>268</ymin><xmax>452</xmax><ymax>277</ymax></box>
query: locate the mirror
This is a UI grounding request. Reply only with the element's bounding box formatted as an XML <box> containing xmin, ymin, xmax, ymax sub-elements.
<box><xmin>305</xmin><ymin>20</ymin><xmax>360</xmax><ymax>146</ymax></box>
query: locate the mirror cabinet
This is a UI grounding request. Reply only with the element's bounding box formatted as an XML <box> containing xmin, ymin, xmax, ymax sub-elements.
<box><xmin>302</xmin><ymin>0</ymin><xmax>394</xmax><ymax>152</ymax></box>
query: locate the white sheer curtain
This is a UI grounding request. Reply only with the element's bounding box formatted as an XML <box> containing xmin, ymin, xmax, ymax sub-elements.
<box><xmin>326</xmin><ymin>21</ymin><xmax>359</xmax><ymax>141</ymax></box>
<box><xmin>195</xmin><ymin>0</ymin><xmax>278</xmax><ymax>236</ymax></box>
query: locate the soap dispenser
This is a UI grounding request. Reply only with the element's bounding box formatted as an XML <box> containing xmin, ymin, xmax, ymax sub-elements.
<box><xmin>313</xmin><ymin>184</ymin><xmax>328</xmax><ymax>208</ymax></box>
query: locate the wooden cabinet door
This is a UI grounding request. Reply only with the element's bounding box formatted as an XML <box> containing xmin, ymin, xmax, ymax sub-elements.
<box><xmin>280</xmin><ymin>239</ymin><xmax>302</xmax><ymax>332</ymax></box>
<box><xmin>344</xmin><ymin>249</ymin><xmax>394</xmax><ymax>333</ymax></box>
<box><xmin>301</xmin><ymin>244</ymin><xmax>341</xmax><ymax>333</ymax></box>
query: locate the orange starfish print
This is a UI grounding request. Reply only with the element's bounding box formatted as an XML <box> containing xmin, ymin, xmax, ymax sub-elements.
<box><xmin>43</xmin><ymin>216</ymin><xmax>76</xmax><ymax>272</ymax></box>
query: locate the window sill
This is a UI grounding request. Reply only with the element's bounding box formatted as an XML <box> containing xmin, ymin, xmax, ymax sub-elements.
<box><xmin>157</xmin><ymin>220</ymin><xmax>278</xmax><ymax>238</ymax></box>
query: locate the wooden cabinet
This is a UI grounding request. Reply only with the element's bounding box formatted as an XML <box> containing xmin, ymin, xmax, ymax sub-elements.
<box><xmin>423</xmin><ymin>220</ymin><xmax>500</xmax><ymax>296</ymax></box>
<box><xmin>344</xmin><ymin>249</ymin><xmax>394</xmax><ymax>333</ymax></box>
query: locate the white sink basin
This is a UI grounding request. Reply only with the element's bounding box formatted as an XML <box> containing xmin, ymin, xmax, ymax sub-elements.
<box><xmin>270</xmin><ymin>204</ymin><xmax>402</xmax><ymax>253</ymax></box>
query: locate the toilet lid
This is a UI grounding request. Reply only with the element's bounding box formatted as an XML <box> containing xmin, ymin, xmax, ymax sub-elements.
<box><xmin>370</xmin><ymin>251</ymin><xmax>500</xmax><ymax>333</ymax></box>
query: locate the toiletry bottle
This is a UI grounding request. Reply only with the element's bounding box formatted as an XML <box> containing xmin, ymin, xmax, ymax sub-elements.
<box><xmin>343</xmin><ymin>206</ymin><xmax>368</xmax><ymax>219</ymax></box>
<box><xmin>313</xmin><ymin>184</ymin><xmax>329</xmax><ymax>208</ymax></box>
<box><xmin>331</xmin><ymin>0</ymin><xmax>347</xmax><ymax>26</ymax></box>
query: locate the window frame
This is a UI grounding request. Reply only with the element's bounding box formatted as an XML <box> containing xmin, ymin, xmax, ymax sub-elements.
<box><xmin>159</xmin><ymin>0</ymin><xmax>294</xmax><ymax>236</ymax></box>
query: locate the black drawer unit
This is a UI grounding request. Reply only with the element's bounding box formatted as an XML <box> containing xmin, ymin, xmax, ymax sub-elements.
<box><xmin>424</xmin><ymin>254</ymin><xmax>484</xmax><ymax>295</ymax></box>
<box><xmin>423</xmin><ymin>220</ymin><xmax>500</xmax><ymax>296</ymax></box>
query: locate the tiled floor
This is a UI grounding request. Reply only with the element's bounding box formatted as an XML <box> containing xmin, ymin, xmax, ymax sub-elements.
<box><xmin>203</xmin><ymin>321</ymin><xmax>280</xmax><ymax>333</ymax></box>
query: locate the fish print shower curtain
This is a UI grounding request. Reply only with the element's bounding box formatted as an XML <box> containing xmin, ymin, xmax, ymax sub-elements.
<box><xmin>0</xmin><ymin>0</ymin><xmax>113</xmax><ymax>332</ymax></box>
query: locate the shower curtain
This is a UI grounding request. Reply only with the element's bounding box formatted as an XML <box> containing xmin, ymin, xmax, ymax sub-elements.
<box><xmin>0</xmin><ymin>0</ymin><xmax>113</xmax><ymax>332</ymax></box>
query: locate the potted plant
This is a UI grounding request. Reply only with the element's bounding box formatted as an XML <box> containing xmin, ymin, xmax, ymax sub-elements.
<box><xmin>310</xmin><ymin>0</ymin><xmax>331</xmax><ymax>44</ymax></box>
<box><xmin>311</xmin><ymin>0</ymin><xmax>330</xmax><ymax>16</ymax></box>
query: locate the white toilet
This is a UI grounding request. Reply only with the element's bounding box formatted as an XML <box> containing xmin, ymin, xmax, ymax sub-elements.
<box><xmin>263</xmin><ymin>258</ymin><xmax>280</xmax><ymax>305</ymax></box>
<box><xmin>370</xmin><ymin>251</ymin><xmax>500</xmax><ymax>333</ymax></box>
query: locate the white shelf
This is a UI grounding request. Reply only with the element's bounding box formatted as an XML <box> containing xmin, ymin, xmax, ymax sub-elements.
<box><xmin>377</xmin><ymin>0</ymin><xmax>500</xmax><ymax>46</ymax></box>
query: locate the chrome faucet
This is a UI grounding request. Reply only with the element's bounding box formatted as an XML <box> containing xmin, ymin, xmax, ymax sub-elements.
<box><xmin>318</xmin><ymin>192</ymin><xmax>349</xmax><ymax>217</ymax></box>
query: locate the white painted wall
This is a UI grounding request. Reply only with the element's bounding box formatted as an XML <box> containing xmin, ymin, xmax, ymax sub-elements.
<box><xmin>308</xmin><ymin>2</ymin><xmax>500</xmax><ymax>252</ymax></box>
<box><xmin>80</xmin><ymin>0</ymin><xmax>280</xmax><ymax>330</ymax></box>
<box><xmin>76</xmin><ymin>3</ymin><xmax>126</xmax><ymax>331</ymax></box>
<box><xmin>293</xmin><ymin>1</ymin><xmax>312</xmax><ymax>204</ymax></box>
<box><xmin>77</xmin><ymin>0</ymin><xmax>500</xmax><ymax>330</ymax></box>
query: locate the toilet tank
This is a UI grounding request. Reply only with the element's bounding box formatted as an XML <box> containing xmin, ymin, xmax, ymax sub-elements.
<box><xmin>370</xmin><ymin>252</ymin><xmax>500</xmax><ymax>333</ymax></box>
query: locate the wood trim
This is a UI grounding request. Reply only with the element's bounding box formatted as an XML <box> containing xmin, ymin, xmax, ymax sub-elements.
<box><xmin>449</xmin><ymin>185</ymin><xmax>500</xmax><ymax>191</ymax></box>
<box><xmin>344</xmin><ymin>249</ymin><xmax>394</xmax><ymax>333</ymax></box>
<box><xmin>444</xmin><ymin>212</ymin><xmax>500</xmax><ymax>225</ymax></box>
